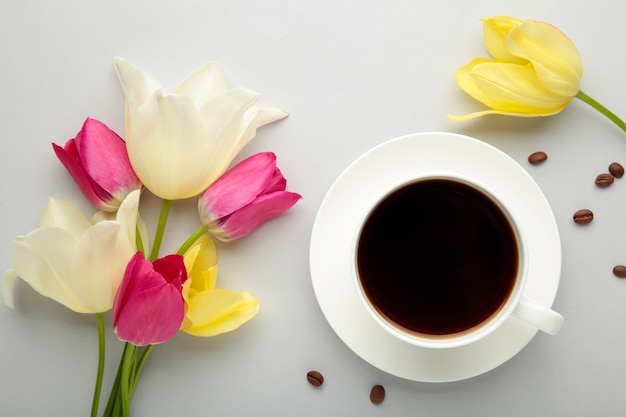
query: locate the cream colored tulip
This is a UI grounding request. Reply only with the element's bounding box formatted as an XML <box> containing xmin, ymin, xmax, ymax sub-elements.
<box><xmin>3</xmin><ymin>190</ymin><xmax>140</xmax><ymax>313</ymax></box>
<box><xmin>112</xmin><ymin>57</ymin><xmax>289</xmax><ymax>200</ymax></box>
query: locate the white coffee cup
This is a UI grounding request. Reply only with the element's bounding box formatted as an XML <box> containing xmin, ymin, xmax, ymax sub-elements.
<box><xmin>352</xmin><ymin>172</ymin><xmax>564</xmax><ymax>349</ymax></box>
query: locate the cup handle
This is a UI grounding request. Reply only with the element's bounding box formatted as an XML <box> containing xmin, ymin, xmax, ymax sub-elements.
<box><xmin>511</xmin><ymin>296</ymin><xmax>564</xmax><ymax>335</ymax></box>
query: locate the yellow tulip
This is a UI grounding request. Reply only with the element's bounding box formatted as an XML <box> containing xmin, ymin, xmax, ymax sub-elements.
<box><xmin>180</xmin><ymin>234</ymin><xmax>259</xmax><ymax>337</ymax></box>
<box><xmin>448</xmin><ymin>16</ymin><xmax>583</xmax><ymax>120</ymax></box>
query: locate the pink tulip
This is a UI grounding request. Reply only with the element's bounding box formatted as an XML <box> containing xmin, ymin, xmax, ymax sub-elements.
<box><xmin>112</xmin><ymin>252</ymin><xmax>187</xmax><ymax>346</ymax></box>
<box><xmin>198</xmin><ymin>152</ymin><xmax>301</xmax><ymax>242</ymax></box>
<box><xmin>53</xmin><ymin>117</ymin><xmax>142</xmax><ymax>211</ymax></box>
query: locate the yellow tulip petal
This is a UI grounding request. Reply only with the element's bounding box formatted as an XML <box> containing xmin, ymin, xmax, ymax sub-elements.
<box><xmin>456</xmin><ymin>59</ymin><xmax>571</xmax><ymax>115</ymax></box>
<box><xmin>482</xmin><ymin>16</ymin><xmax>526</xmax><ymax>63</ymax></box>
<box><xmin>183</xmin><ymin>234</ymin><xmax>218</xmax><ymax>293</ymax></box>
<box><xmin>447</xmin><ymin>107</ymin><xmax>563</xmax><ymax>121</ymax></box>
<box><xmin>3</xmin><ymin>269</ymin><xmax>17</xmax><ymax>309</ymax></box>
<box><xmin>506</xmin><ymin>20</ymin><xmax>582</xmax><ymax>97</ymax></box>
<box><xmin>182</xmin><ymin>244</ymin><xmax>200</xmax><ymax>277</ymax></box>
<box><xmin>183</xmin><ymin>289</ymin><xmax>259</xmax><ymax>337</ymax></box>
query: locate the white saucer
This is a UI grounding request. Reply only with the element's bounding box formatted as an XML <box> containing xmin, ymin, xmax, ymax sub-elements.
<box><xmin>309</xmin><ymin>132</ymin><xmax>562</xmax><ymax>383</ymax></box>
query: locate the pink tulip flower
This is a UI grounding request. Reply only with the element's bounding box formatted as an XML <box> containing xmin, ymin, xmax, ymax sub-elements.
<box><xmin>198</xmin><ymin>152</ymin><xmax>301</xmax><ymax>242</ymax></box>
<box><xmin>53</xmin><ymin>117</ymin><xmax>142</xmax><ymax>211</ymax></box>
<box><xmin>113</xmin><ymin>252</ymin><xmax>187</xmax><ymax>346</ymax></box>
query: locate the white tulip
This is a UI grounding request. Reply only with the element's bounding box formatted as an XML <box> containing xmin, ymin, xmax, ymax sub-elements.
<box><xmin>112</xmin><ymin>57</ymin><xmax>289</xmax><ymax>200</ymax></box>
<box><xmin>3</xmin><ymin>190</ymin><xmax>140</xmax><ymax>313</ymax></box>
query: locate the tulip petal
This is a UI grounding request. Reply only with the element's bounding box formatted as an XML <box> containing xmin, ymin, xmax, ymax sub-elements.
<box><xmin>112</xmin><ymin>57</ymin><xmax>162</xmax><ymax>116</ymax></box>
<box><xmin>446</xmin><ymin>107</ymin><xmax>564</xmax><ymax>121</ymax></box>
<box><xmin>115</xmin><ymin>189</ymin><xmax>141</xmax><ymax>250</ymax></box>
<box><xmin>455</xmin><ymin>58</ymin><xmax>571</xmax><ymax>114</ymax></box>
<box><xmin>182</xmin><ymin>235</ymin><xmax>218</xmax><ymax>294</ymax></box>
<box><xmin>505</xmin><ymin>20</ymin><xmax>583</xmax><ymax>97</ymax></box>
<box><xmin>197</xmin><ymin>88</ymin><xmax>261</xmax><ymax>186</ymax></box>
<box><xmin>153</xmin><ymin>255</ymin><xmax>187</xmax><ymax>285</ymax></box>
<box><xmin>113</xmin><ymin>253</ymin><xmax>151</xmax><ymax>316</ymax></box>
<box><xmin>39</xmin><ymin>196</ymin><xmax>91</xmax><ymax>238</ymax></box>
<box><xmin>182</xmin><ymin>289</ymin><xmax>259</xmax><ymax>337</ymax></box>
<box><xmin>200</xmin><ymin>152</ymin><xmax>278</xmax><ymax>219</ymax></box>
<box><xmin>77</xmin><ymin>118</ymin><xmax>140</xmax><ymax>202</ymax></box>
<box><xmin>9</xmin><ymin>228</ymin><xmax>88</xmax><ymax>312</ymax></box>
<box><xmin>115</xmin><ymin>58</ymin><xmax>288</xmax><ymax>200</ymax></box>
<box><xmin>265</xmin><ymin>169</ymin><xmax>287</xmax><ymax>193</ymax></box>
<box><xmin>89</xmin><ymin>191</ymin><xmax>145</xmax><ymax>253</ymax></box>
<box><xmin>129</xmin><ymin>88</ymin><xmax>260</xmax><ymax>199</ymax></box>
<box><xmin>174</xmin><ymin>62</ymin><xmax>229</xmax><ymax>109</ymax></box>
<box><xmin>113</xmin><ymin>252</ymin><xmax>186</xmax><ymax>345</ymax></box>
<box><xmin>72</xmin><ymin>221</ymin><xmax>134</xmax><ymax>312</ymax></box>
<box><xmin>482</xmin><ymin>16</ymin><xmax>526</xmax><ymax>63</ymax></box>
<box><xmin>8</xmin><ymin>192</ymin><xmax>139</xmax><ymax>313</ymax></box>
<box><xmin>52</xmin><ymin>141</ymin><xmax>113</xmax><ymax>209</ymax></box>
<box><xmin>3</xmin><ymin>269</ymin><xmax>17</xmax><ymax>309</ymax></box>
<box><xmin>127</xmin><ymin>91</ymin><xmax>210</xmax><ymax>199</ymax></box>
<box><xmin>234</xmin><ymin>104</ymin><xmax>290</xmax><ymax>159</ymax></box>
<box><xmin>115</xmin><ymin>282</ymin><xmax>185</xmax><ymax>345</ymax></box>
<box><xmin>217</xmin><ymin>191</ymin><xmax>301</xmax><ymax>241</ymax></box>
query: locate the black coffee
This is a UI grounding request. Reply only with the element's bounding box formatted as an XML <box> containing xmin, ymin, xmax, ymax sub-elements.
<box><xmin>357</xmin><ymin>179</ymin><xmax>518</xmax><ymax>337</ymax></box>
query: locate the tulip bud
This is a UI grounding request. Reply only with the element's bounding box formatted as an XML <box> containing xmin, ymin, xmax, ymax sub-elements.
<box><xmin>198</xmin><ymin>152</ymin><xmax>301</xmax><ymax>242</ymax></box>
<box><xmin>113</xmin><ymin>252</ymin><xmax>187</xmax><ymax>346</ymax></box>
<box><xmin>53</xmin><ymin>118</ymin><xmax>142</xmax><ymax>211</ymax></box>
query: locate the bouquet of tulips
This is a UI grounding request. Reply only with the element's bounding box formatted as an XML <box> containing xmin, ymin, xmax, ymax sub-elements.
<box><xmin>2</xmin><ymin>57</ymin><xmax>300</xmax><ymax>417</ymax></box>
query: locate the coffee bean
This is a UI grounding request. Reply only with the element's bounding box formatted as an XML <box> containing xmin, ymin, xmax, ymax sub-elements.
<box><xmin>613</xmin><ymin>265</ymin><xmax>626</xmax><ymax>278</ymax></box>
<box><xmin>306</xmin><ymin>370</ymin><xmax>324</xmax><ymax>387</ymax></box>
<box><xmin>573</xmin><ymin>209</ymin><xmax>593</xmax><ymax>224</ymax></box>
<box><xmin>528</xmin><ymin>151</ymin><xmax>548</xmax><ymax>165</ymax></box>
<box><xmin>609</xmin><ymin>162</ymin><xmax>625</xmax><ymax>178</ymax></box>
<box><xmin>369</xmin><ymin>384</ymin><xmax>385</xmax><ymax>405</ymax></box>
<box><xmin>595</xmin><ymin>173</ymin><xmax>614</xmax><ymax>187</ymax></box>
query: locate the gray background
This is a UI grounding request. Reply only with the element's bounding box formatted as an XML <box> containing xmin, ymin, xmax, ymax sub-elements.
<box><xmin>2</xmin><ymin>0</ymin><xmax>626</xmax><ymax>416</ymax></box>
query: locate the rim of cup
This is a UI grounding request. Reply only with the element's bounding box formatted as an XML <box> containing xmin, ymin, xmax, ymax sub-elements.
<box><xmin>351</xmin><ymin>172</ymin><xmax>529</xmax><ymax>349</ymax></box>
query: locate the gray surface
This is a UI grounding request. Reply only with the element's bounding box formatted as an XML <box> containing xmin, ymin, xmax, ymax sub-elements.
<box><xmin>2</xmin><ymin>0</ymin><xmax>626</xmax><ymax>415</ymax></box>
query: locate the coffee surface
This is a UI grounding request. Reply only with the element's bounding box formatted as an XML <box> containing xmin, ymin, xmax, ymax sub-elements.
<box><xmin>357</xmin><ymin>179</ymin><xmax>518</xmax><ymax>336</ymax></box>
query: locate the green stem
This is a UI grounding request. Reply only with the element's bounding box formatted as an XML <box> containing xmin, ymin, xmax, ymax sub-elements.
<box><xmin>149</xmin><ymin>199</ymin><xmax>172</xmax><ymax>261</ymax></box>
<box><xmin>135</xmin><ymin>225</ymin><xmax>144</xmax><ymax>256</ymax></box>
<box><xmin>131</xmin><ymin>345</ymin><xmax>154</xmax><ymax>393</ymax></box>
<box><xmin>120</xmin><ymin>344</ymin><xmax>139</xmax><ymax>417</ymax></box>
<box><xmin>576</xmin><ymin>90</ymin><xmax>626</xmax><ymax>134</ymax></box>
<box><xmin>176</xmin><ymin>225</ymin><xmax>207</xmax><ymax>256</ymax></box>
<box><xmin>90</xmin><ymin>313</ymin><xmax>105</xmax><ymax>417</ymax></box>
<box><xmin>102</xmin><ymin>343</ymin><xmax>127</xmax><ymax>417</ymax></box>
